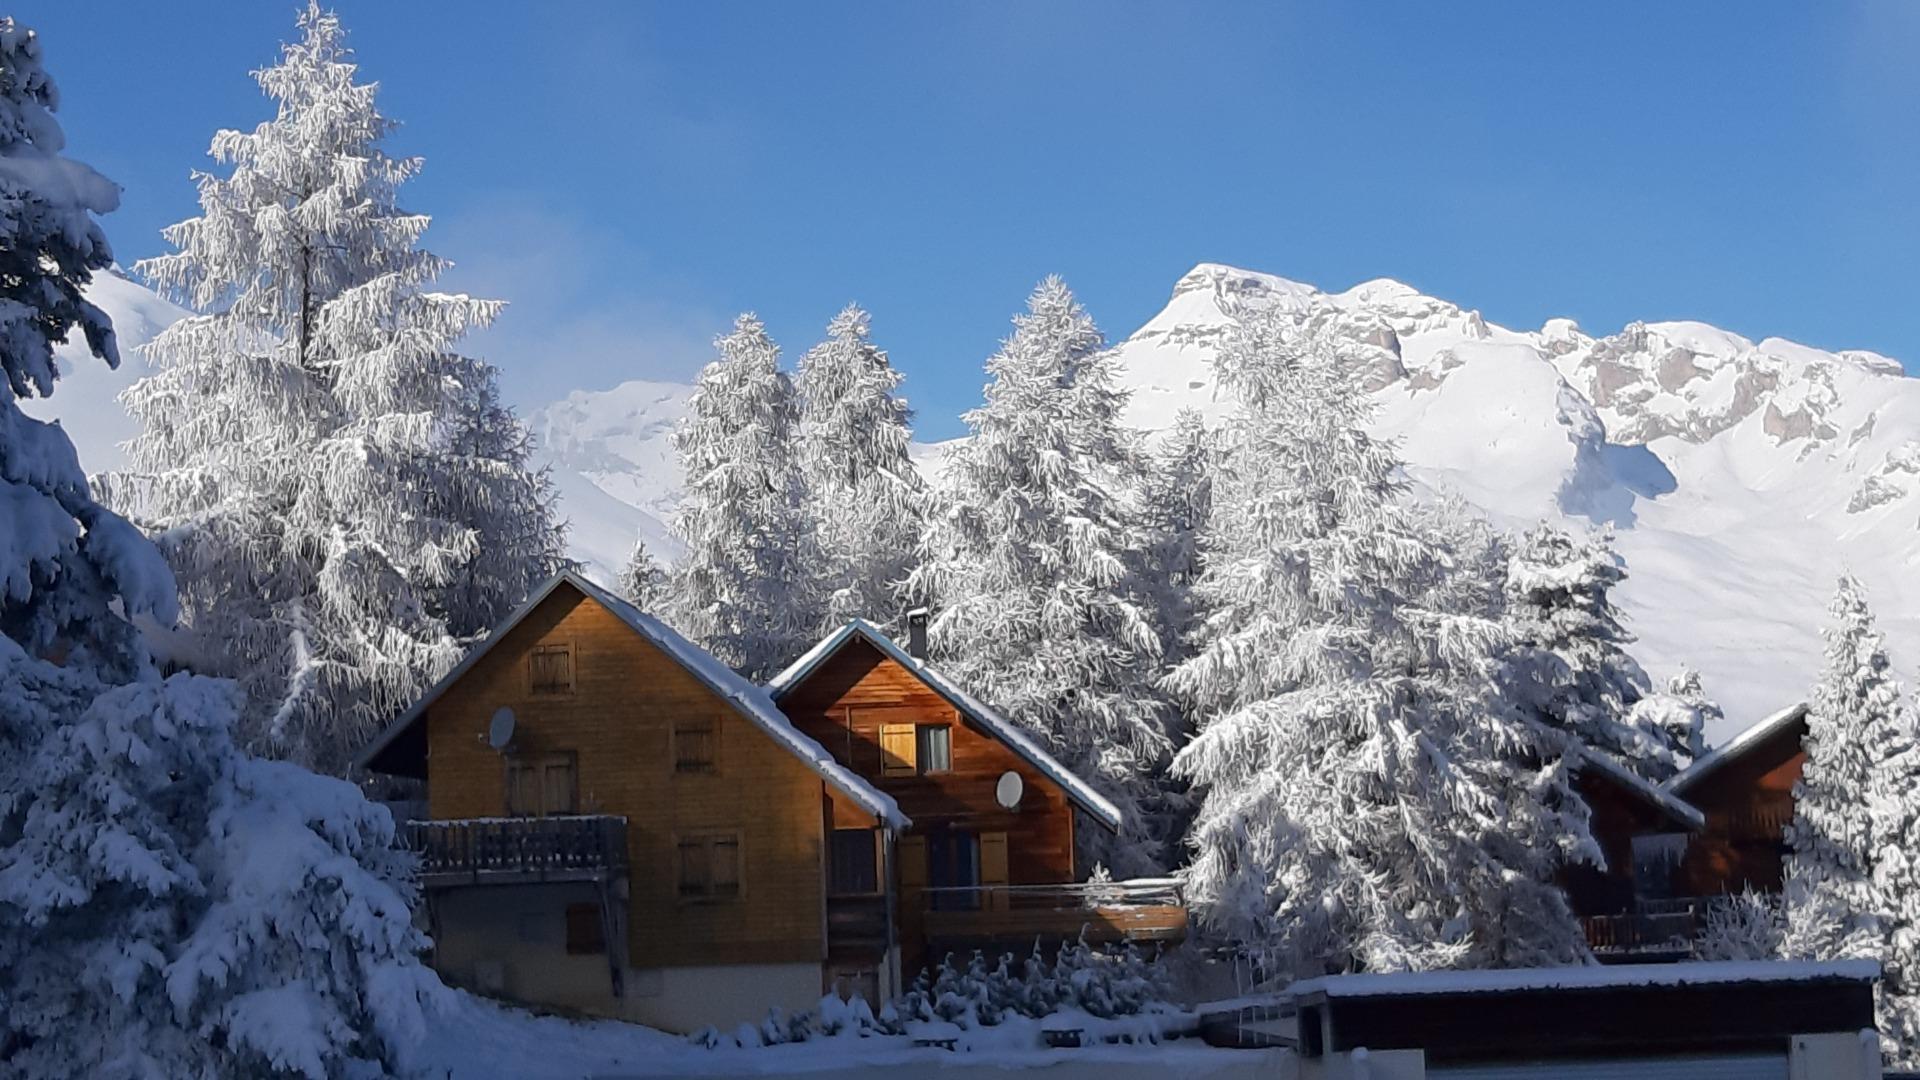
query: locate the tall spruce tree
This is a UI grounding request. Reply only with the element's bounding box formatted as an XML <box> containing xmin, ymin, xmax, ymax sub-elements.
<box><xmin>0</xmin><ymin>21</ymin><xmax>437</xmax><ymax>1076</ymax></box>
<box><xmin>617</xmin><ymin>540</ymin><xmax>668</xmax><ymax>614</ymax></box>
<box><xmin>1505</xmin><ymin>523</ymin><xmax>1691</xmax><ymax>778</ymax></box>
<box><xmin>105</xmin><ymin>3</ymin><xmax>562</xmax><ymax>771</ymax></box>
<box><xmin>796</xmin><ymin>304</ymin><xmax>924</xmax><ymax>630</ymax></box>
<box><xmin>1782</xmin><ymin>575</ymin><xmax>1917</xmax><ymax>1064</ymax></box>
<box><xmin>1167</xmin><ymin>304</ymin><xmax>1594</xmax><ymax>976</ymax></box>
<box><xmin>912</xmin><ymin>277</ymin><xmax>1175</xmax><ymax>874</ymax></box>
<box><xmin>669</xmin><ymin>313</ymin><xmax>813</xmax><ymax>678</ymax></box>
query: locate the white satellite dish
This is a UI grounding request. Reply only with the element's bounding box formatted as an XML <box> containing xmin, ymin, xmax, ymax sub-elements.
<box><xmin>994</xmin><ymin>771</ymin><xmax>1024</xmax><ymax>811</ymax></box>
<box><xmin>487</xmin><ymin>707</ymin><xmax>517</xmax><ymax>751</ymax></box>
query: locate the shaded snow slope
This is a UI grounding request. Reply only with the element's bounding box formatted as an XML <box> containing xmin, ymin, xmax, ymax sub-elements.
<box><xmin>17</xmin><ymin>267</ymin><xmax>187</xmax><ymax>476</ymax></box>
<box><xmin>49</xmin><ymin>265</ymin><xmax>1919</xmax><ymax>747</ymax></box>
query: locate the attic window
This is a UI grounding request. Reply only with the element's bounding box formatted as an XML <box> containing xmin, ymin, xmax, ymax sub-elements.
<box><xmin>530</xmin><ymin>643</ymin><xmax>574</xmax><ymax>695</ymax></box>
<box><xmin>916</xmin><ymin>725</ymin><xmax>952</xmax><ymax>774</ymax></box>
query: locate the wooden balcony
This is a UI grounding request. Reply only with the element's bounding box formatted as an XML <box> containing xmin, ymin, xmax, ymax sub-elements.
<box><xmin>917</xmin><ymin>878</ymin><xmax>1188</xmax><ymax>947</ymax></box>
<box><xmin>1582</xmin><ymin>897</ymin><xmax>1700</xmax><ymax>959</ymax></box>
<box><xmin>403</xmin><ymin>815</ymin><xmax>629</xmax><ymax>888</ymax></box>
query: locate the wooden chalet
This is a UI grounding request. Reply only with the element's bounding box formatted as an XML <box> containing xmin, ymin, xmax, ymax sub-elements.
<box><xmin>1563</xmin><ymin>749</ymin><xmax>1708</xmax><ymax>961</ymax></box>
<box><xmin>357</xmin><ymin>572</ymin><xmax>1184</xmax><ymax>1033</ymax></box>
<box><xmin>1668</xmin><ymin>702</ymin><xmax>1810</xmax><ymax>898</ymax></box>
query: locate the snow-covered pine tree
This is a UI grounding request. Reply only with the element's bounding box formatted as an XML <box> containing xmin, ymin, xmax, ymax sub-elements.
<box><xmin>618</xmin><ymin>540</ymin><xmax>669</xmax><ymax>613</ymax></box>
<box><xmin>1782</xmin><ymin>575</ymin><xmax>1901</xmax><ymax>967</ymax></box>
<box><xmin>1626</xmin><ymin>666</ymin><xmax>1716</xmax><ymax>769</ymax></box>
<box><xmin>669</xmin><ymin>313</ymin><xmax>814</xmax><ymax>678</ymax></box>
<box><xmin>796</xmin><ymin>304</ymin><xmax>925</xmax><ymax>630</ymax></box>
<box><xmin>1872</xmin><ymin>721</ymin><xmax>1920</xmax><ymax>1068</ymax></box>
<box><xmin>1167</xmin><ymin>303</ymin><xmax>1594</xmax><ymax>976</ymax></box>
<box><xmin>1141</xmin><ymin>408</ymin><xmax>1217</xmax><ymax>666</ymax></box>
<box><xmin>1503</xmin><ymin>523</ymin><xmax>1695</xmax><ymax>778</ymax></box>
<box><xmin>911</xmin><ymin>278</ymin><xmax>1175</xmax><ymax>874</ymax></box>
<box><xmin>0</xmin><ymin>23</ymin><xmax>437</xmax><ymax>1075</ymax></box>
<box><xmin>105</xmin><ymin>3</ymin><xmax>562</xmax><ymax>771</ymax></box>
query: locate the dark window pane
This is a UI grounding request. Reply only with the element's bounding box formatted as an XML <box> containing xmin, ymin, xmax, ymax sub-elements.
<box><xmin>831</xmin><ymin>829</ymin><xmax>878</xmax><ymax>895</ymax></box>
<box><xmin>917</xmin><ymin>725</ymin><xmax>951</xmax><ymax>773</ymax></box>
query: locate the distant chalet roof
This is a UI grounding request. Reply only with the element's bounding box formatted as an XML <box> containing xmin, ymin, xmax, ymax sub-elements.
<box><xmin>767</xmin><ymin>619</ymin><xmax>1126</xmax><ymax>833</ymax></box>
<box><xmin>1574</xmin><ymin>746</ymin><xmax>1705</xmax><ymax>831</ymax></box>
<box><xmin>356</xmin><ymin>572</ymin><xmax>907</xmax><ymax>830</ymax></box>
<box><xmin>1664</xmin><ymin>701</ymin><xmax>1810</xmax><ymax>797</ymax></box>
<box><xmin>1287</xmin><ymin>959</ymin><xmax>1880</xmax><ymax>1001</ymax></box>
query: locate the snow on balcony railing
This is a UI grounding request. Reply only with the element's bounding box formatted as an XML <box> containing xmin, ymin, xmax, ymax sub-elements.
<box><xmin>915</xmin><ymin>878</ymin><xmax>1188</xmax><ymax>944</ymax></box>
<box><xmin>403</xmin><ymin>815</ymin><xmax>629</xmax><ymax>885</ymax></box>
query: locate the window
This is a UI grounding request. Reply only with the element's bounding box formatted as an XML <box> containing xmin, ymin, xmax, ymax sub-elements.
<box><xmin>506</xmin><ymin>752</ymin><xmax>577</xmax><ymax>816</ymax></box>
<box><xmin>565</xmin><ymin>903</ymin><xmax>605</xmax><ymax>955</ymax></box>
<box><xmin>830</xmin><ymin>828</ymin><xmax>879</xmax><ymax>895</ymax></box>
<box><xmin>916</xmin><ymin>725</ymin><xmax>952</xmax><ymax>774</ymax></box>
<box><xmin>677</xmin><ymin>832</ymin><xmax>742</xmax><ymax>901</ymax></box>
<box><xmin>529</xmin><ymin>642</ymin><xmax>574</xmax><ymax>695</ymax></box>
<box><xmin>673</xmin><ymin>717</ymin><xmax>718</xmax><ymax>774</ymax></box>
<box><xmin>879</xmin><ymin>723</ymin><xmax>917</xmax><ymax>777</ymax></box>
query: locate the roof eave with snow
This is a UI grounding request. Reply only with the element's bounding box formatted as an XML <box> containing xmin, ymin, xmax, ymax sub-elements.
<box><xmin>1665</xmin><ymin>702</ymin><xmax>1811</xmax><ymax>797</ymax></box>
<box><xmin>768</xmin><ymin>620</ymin><xmax>1127</xmax><ymax>833</ymax></box>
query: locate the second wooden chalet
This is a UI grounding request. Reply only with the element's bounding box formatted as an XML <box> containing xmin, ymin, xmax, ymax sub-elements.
<box><xmin>356</xmin><ymin>572</ymin><xmax>1184</xmax><ymax>1033</ymax></box>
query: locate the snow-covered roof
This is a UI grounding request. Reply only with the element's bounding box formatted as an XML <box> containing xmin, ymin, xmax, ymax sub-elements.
<box><xmin>356</xmin><ymin>572</ymin><xmax>907</xmax><ymax>829</ymax></box>
<box><xmin>1574</xmin><ymin>746</ymin><xmax>1705</xmax><ymax>831</ymax></box>
<box><xmin>1665</xmin><ymin>702</ymin><xmax>1810</xmax><ymax>797</ymax></box>
<box><xmin>767</xmin><ymin>620</ymin><xmax>1127</xmax><ymax>833</ymax></box>
<box><xmin>1288</xmin><ymin>959</ymin><xmax>1880</xmax><ymax>1001</ymax></box>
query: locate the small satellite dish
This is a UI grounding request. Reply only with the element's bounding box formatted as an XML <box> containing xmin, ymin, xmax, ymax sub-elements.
<box><xmin>487</xmin><ymin>707</ymin><xmax>516</xmax><ymax>751</ymax></box>
<box><xmin>995</xmin><ymin>771</ymin><xmax>1024</xmax><ymax>811</ymax></box>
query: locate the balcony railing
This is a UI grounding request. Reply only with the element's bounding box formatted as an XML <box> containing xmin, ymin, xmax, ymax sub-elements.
<box><xmin>403</xmin><ymin>815</ymin><xmax>629</xmax><ymax>887</ymax></box>
<box><xmin>1581</xmin><ymin>897</ymin><xmax>1701</xmax><ymax>957</ymax></box>
<box><xmin>916</xmin><ymin>877</ymin><xmax>1188</xmax><ymax>945</ymax></box>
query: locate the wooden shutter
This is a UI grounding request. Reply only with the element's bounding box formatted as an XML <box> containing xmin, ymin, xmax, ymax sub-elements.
<box><xmin>879</xmin><ymin>723</ymin><xmax>918</xmax><ymax>777</ymax></box>
<box><xmin>565</xmin><ymin>903</ymin><xmax>605</xmax><ymax>955</ymax></box>
<box><xmin>541</xmin><ymin>755</ymin><xmax>577</xmax><ymax>814</ymax></box>
<box><xmin>529</xmin><ymin>642</ymin><xmax>574</xmax><ymax>694</ymax></box>
<box><xmin>508</xmin><ymin>760</ymin><xmax>540</xmax><ymax>816</ymax></box>
<box><xmin>980</xmin><ymin>831</ymin><xmax>1009</xmax><ymax>911</ymax></box>
<box><xmin>898</xmin><ymin>834</ymin><xmax>928</xmax><ymax>890</ymax></box>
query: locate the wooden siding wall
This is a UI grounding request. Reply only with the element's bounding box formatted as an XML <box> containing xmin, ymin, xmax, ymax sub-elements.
<box><xmin>1677</xmin><ymin>724</ymin><xmax>1808</xmax><ymax>897</ymax></box>
<box><xmin>424</xmin><ymin>584</ymin><xmax>833</xmax><ymax>969</ymax></box>
<box><xmin>779</xmin><ymin>639</ymin><xmax>1077</xmax><ymax>886</ymax></box>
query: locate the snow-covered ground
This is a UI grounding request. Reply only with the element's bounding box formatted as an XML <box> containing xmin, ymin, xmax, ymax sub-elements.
<box><xmin>414</xmin><ymin>990</ymin><xmax>1281</xmax><ymax>1079</ymax></box>
<box><xmin>47</xmin><ymin>262</ymin><xmax>1920</xmax><ymax>744</ymax></box>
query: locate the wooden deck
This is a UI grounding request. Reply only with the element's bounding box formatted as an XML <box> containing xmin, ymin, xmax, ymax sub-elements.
<box><xmin>917</xmin><ymin>878</ymin><xmax>1188</xmax><ymax>946</ymax></box>
<box><xmin>404</xmin><ymin>815</ymin><xmax>629</xmax><ymax>888</ymax></box>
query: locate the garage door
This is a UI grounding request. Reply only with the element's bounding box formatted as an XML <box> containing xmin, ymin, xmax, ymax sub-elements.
<box><xmin>1432</xmin><ymin>1054</ymin><xmax>1786</xmax><ymax>1080</ymax></box>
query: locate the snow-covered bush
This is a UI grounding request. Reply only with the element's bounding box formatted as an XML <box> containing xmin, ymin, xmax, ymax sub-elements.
<box><xmin>895</xmin><ymin>940</ymin><xmax>1175</xmax><ymax>1028</ymax></box>
<box><xmin>1693</xmin><ymin>889</ymin><xmax>1784</xmax><ymax>962</ymax></box>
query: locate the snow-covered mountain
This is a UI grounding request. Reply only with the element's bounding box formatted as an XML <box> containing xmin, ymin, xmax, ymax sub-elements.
<box><xmin>44</xmin><ymin>264</ymin><xmax>1920</xmax><ymax>743</ymax></box>
<box><xmin>1113</xmin><ymin>264</ymin><xmax>1920</xmax><ymax>740</ymax></box>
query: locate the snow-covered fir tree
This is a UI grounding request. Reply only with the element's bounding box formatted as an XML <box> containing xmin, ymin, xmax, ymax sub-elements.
<box><xmin>1872</xmin><ymin>714</ymin><xmax>1920</xmax><ymax>1068</ymax></box>
<box><xmin>1626</xmin><ymin>666</ymin><xmax>1717</xmax><ymax>769</ymax></box>
<box><xmin>1140</xmin><ymin>408</ymin><xmax>1217</xmax><ymax>667</ymax></box>
<box><xmin>1782</xmin><ymin>576</ymin><xmax>1901</xmax><ymax>959</ymax></box>
<box><xmin>105</xmin><ymin>3</ymin><xmax>563</xmax><ymax>771</ymax></box>
<box><xmin>911</xmin><ymin>278</ymin><xmax>1176</xmax><ymax>874</ymax></box>
<box><xmin>1504</xmin><ymin>523</ymin><xmax>1690</xmax><ymax>778</ymax></box>
<box><xmin>1167</xmin><ymin>303</ymin><xmax>1595</xmax><ymax>976</ymax></box>
<box><xmin>618</xmin><ymin>540</ymin><xmax>669</xmax><ymax>613</ymax></box>
<box><xmin>796</xmin><ymin>304</ymin><xmax>925</xmax><ymax>630</ymax></box>
<box><xmin>0</xmin><ymin>23</ymin><xmax>437</xmax><ymax>1075</ymax></box>
<box><xmin>669</xmin><ymin>313</ymin><xmax>814</xmax><ymax>677</ymax></box>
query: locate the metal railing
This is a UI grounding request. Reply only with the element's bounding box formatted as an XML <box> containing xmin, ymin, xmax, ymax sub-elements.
<box><xmin>403</xmin><ymin>815</ymin><xmax>629</xmax><ymax>886</ymax></box>
<box><xmin>914</xmin><ymin>877</ymin><xmax>1188</xmax><ymax>944</ymax></box>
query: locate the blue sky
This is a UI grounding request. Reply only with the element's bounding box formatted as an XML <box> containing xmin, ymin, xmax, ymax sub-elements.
<box><xmin>23</xmin><ymin>2</ymin><xmax>1920</xmax><ymax>440</ymax></box>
